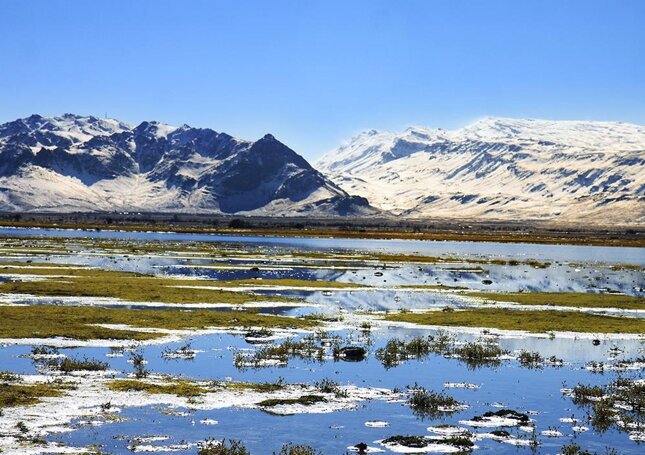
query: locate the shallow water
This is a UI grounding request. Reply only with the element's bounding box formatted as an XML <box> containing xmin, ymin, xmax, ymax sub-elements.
<box><xmin>0</xmin><ymin>229</ymin><xmax>643</xmax><ymax>454</ymax></box>
<box><xmin>1</xmin><ymin>226</ymin><xmax>644</xmax><ymax>264</ymax></box>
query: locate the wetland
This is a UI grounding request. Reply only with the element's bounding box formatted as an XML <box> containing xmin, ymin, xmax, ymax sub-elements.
<box><xmin>0</xmin><ymin>227</ymin><xmax>643</xmax><ymax>454</ymax></box>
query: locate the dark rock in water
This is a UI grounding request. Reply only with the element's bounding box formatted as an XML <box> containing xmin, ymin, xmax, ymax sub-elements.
<box><xmin>592</xmin><ymin>339</ymin><xmax>601</xmax><ymax>346</ymax></box>
<box><xmin>354</xmin><ymin>442</ymin><xmax>368</xmax><ymax>454</ymax></box>
<box><xmin>338</xmin><ymin>346</ymin><xmax>367</xmax><ymax>361</ymax></box>
<box><xmin>250</xmin><ymin>266</ymin><xmax>260</xmax><ymax>272</ymax></box>
<box><xmin>482</xmin><ymin>279</ymin><xmax>493</xmax><ymax>285</ymax></box>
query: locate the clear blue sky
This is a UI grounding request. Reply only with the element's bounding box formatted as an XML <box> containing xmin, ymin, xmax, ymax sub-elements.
<box><xmin>1</xmin><ymin>0</ymin><xmax>643</xmax><ymax>160</ymax></box>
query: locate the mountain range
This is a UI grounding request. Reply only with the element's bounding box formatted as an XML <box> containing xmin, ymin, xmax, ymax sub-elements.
<box><xmin>318</xmin><ymin>118</ymin><xmax>645</xmax><ymax>225</ymax></box>
<box><xmin>0</xmin><ymin>114</ymin><xmax>371</xmax><ymax>215</ymax></box>
<box><xmin>0</xmin><ymin>114</ymin><xmax>643</xmax><ymax>224</ymax></box>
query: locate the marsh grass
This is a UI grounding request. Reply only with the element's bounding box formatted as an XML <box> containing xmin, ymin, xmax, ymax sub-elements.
<box><xmin>571</xmin><ymin>385</ymin><xmax>605</xmax><ymax>405</ymax></box>
<box><xmin>54</xmin><ymin>356</ymin><xmax>109</xmax><ymax>373</ymax></box>
<box><xmin>275</xmin><ymin>444</ymin><xmax>322</xmax><ymax>455</ymax></box>
<box><xmin>222</xmin><ymin>379</ymin><xmax>285</xmax><ymax>393</ymax></box>
<box><xmin>382</xmin><ymin>308</ymin><xmax>645</xmax><ymax>334</ymax></box>
<box><xmin>517</xmin><ymin>350</ymin><xmax>544</xmax><ymax>368</ymax></box>
<box><xmin>407</xmin><ymin>384</ymin><xmax>461</xmax><ymax>419</ymax></box>
<box><xmin>302</xmin><ymin>313</ymin><xmax>343</xmax><ymax>323</ymax></box>
<box><xmin>558</xmin><ymin>444</ymin><xmax>618</xmax><ymax>455</ymax></box>
<box><xmin>196</xmin><ymin>439</ymin><xmax>323</xmax><ymax>455</ymax></box>
<box><xmin>257</xmin><ymin>394</ymin><xmax>326</xmax><ymax>408</ymax></box>
<box><xmin>375</xmin><ymin>333</ymin><xmax>454</xmax><ymax>369</ymax></box>
<box><xmin>0</xmin><ymin>382</ymin><xmax>69</xmax><ymax>408</ymax></box>
<box><xmin>198</xmin><ymin>439</ymin><xmax>250</xmax><ymax>455</ymax></box>
<box><xmin>0</xmin><ymin>371</ymin><xmax>22</xmax><ymax>382</ymax></box>
<box><xmin>568</xmin><ymin>378</ymin><xmax>645</xmax><ymax>434</ymax></box>
<box><xmin>107</xmin><ymin>379</ymin><xmax>206</xmax><ymax>397</ymax></box>
<box><xmin>374</xmin><ymin>333</ymin><xmax>510</xmax><ymax>370</ymax></box>
<box><xmin>234</xmin><ymin>338</ymin><xmax>325</xmax><ymax>369</ymax></box>
<box><xmin>0</xmin><ymin>305</ymin><xmax>315</xmax><ymax>341</ymax></box>
<box><xmin>0</xmin><ymin>268</ymin><xmax>298</xmax><ymax>305</ymax></box>
<box><xmin>381</xmin><ymin>434</ymin><xmax>474</xmax><ymax>450</ymax></box>
<box><xmin>453</xmin><ymin>340</ymin><xmax>509</xmax><ymax>368</ymax></box>
<box><xmin>468</xmin><ymin>292</ymin><xmax>645</xmax><ymax>310</ymax></box>
<box><xmin>314</xmin><ymin>378</ymin><xmax>348</xmax><ymax>398</ymax></box>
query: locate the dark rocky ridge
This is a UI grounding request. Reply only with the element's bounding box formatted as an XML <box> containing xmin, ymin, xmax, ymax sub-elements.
<box><xmin>0</xmin><ymin>114</ymin><xmax>374</xmax><ymax>215</ymax></box>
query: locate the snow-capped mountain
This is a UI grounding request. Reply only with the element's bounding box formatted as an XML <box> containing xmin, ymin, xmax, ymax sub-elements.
<box><xmin>0</xmin><ymin>114</ymin><xmax>372</xmax><ymax>215</ymax></box>
<box><xmin>317</xmin><ymin>118</ymin><xmax>645</xmax><ymax>224</ymax></box>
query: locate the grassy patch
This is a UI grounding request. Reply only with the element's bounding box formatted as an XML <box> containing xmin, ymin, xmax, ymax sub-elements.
<box><xmin>375</xmin><ymin>334</ymin><xmax>453</xmax><ymax>369</ymax></box>
<box><xmin>107</xmin><ymin>379</ymin><xmax>206</xmax><ymax>397</ymax></box>
<box><xmin>0</xmin><ymin>382</ymin><xmax>68</xmax><ymax>408</ymax></box>
<box><xmin>382</xmin><ymin>308</ymin><xmax>645</xmax><ymax>334</ymax></box>
<box><xmin>468</xmin><ymin>292</ymin><xmax>645</xmax><ymax>310</ymax></box>
<box><xmin>276</xmin><ymin>443</ymin><xmax>323</xmax><ymax>455</ymax></box>
<box><xmin>0</xmin><ymin>305</ymin><xmax>316</xmax><ymax>341</ymax></box>
<box><xmin>567</xmin><ymin>378</ymin><xmax>645</xmax><ymax>434</ymax></box>
<box><xmin>109</xmin><ymin>378</ymin><xmax>293</xmax><ymax>398</ymax></box>
<box><xmin>407</xmin><ymin>385</ymin><xmax>461</xmax><ymax>419</ymax></box>
<box><xmin>0</xmin><ymin>262</ymin><xmax>96</xmax><ymax>275</ymax></box>
<box><xmin>257</xmin><ymin>394</ymin><xmax>326</xmax><ymax>408</ymax></box>
<box><xmin>55</xmin><ymin>356</ymin><xmax>109</xmax><ymax>373</ymax></box>
<box><xmin>223</xmin><ymin>380</ymin><xmax>286</xmax><ymax>393</ymax></box>
<box><xmin>517</xmin><ymin>350</ymin><xmax>544</xmax><ymax>368</ymax></box>
<box><xmin>198</xmin><ymin>439</ymin><xmax>250</xmax><ymax>455</ymax></box>
<box><xmin>234</xmin><ymin>338</ymin><xmax>326</xmax><ymax>369</ymax></box>
<box><xmin>0</xmin><ymin>268</ymin><xmax>298</xmax><ymax>305</ymax></box>
<box><xmin>453</xmin><ymin>340</ymin><xmax>509</xmax><ymax>368</ymax></box>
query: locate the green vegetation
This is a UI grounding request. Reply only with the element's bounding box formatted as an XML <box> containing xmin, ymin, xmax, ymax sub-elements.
<box><xmin>375</xmin><ymin>334</ymin><xmax>453</xmax><ymax>369</ymax></box>
<box><xmin>382</xmin><ymin>308</ymin><xmax>645</xmax><ymax>334</ymax></box>
<box><xmin>276</xmin><ymin>444</ymin><xmax>323</xmax><ymax>455</ymax></box>
<box><xmin>468</xmin><ymin>291</ymin><xmax>645</xmax><ymax>310</ymax></box>
<box><xmin>0</xmin><ymin>268</ymin><xmax>298</xmax><ymax>305</ymax></box>
<box><xmin>223</xmin><ymin>380</ymin><xmax>286</xmax><ymax>393</ymax></box>
<box><xmin>567</xmin><ymin>378</ymin><xmax>645</xmax><ymax>434</ymax></box>
<box><xmin>108</xmin><ymin>378</ymin><xmax>293</xmax><ymax>398</ymax></box>
<box><xmin>234</xmin><ymin>338</ymin><xmax>325</xmax><ymax>369</ymax></box>
<box><xmin>453</xmin><ymin>340</ymin><xmax>509</xmax><ymax>368</ymax></box>
<box><xmin>381</xmin><ymin>435</ymin><xmax>474</xmax><ymax>451</ymax></box>
<box><xmin>0</xmin><ymin>305</ymin><xmax>316</xmax><ymax>341</ymax></box>
<box><xmin>107</xmin><ymin>379</ymin><xmax>206</xmax><ymax>397</ymax></box>
<box><xmin>2</xmin><ymin>216</ymin><xmax>643</xmax><ymax>247</ymax></box>
<box><xmin>373</xmin><ymin>333</ymin><xmax>511</xmax><ymax>369</ymax></box>
<box><xmin>0</xmin><ymin>262</ymin><xmax>88</xmax><ymax>273</ymax></box>
<box><xmin>0</xmin><ymin>371</ymin><xmax>22</xmax><ymax>382</ymax></box>
<box><xmin>559</xmin><ymin>444</ymin><xmax>617</xmax><ymax>455</ymax></box>
<box><xmin>257</xmin><ymin>394</ymin><xmax>326</xmax><ymax>408</ymax></box>
<box><xmin>314</xmin><ymin>378</ymin><xmax>348</xmax><ymax>398</ymax></box>
<box><xmin>0</xmin><ymin>381</ymin><xmax>68</xmax><ymax>408</ymax></box>
<box><xmin>198</xmin><ymin>439</ymin><xmax>250</xmax><ymax>455</ymax></box>
<box><xmin>407</xmin><ymin>385</ymin><xmax>461</xmax><ymax>419</ymax></box>
<box><xmin>54</xmin><ymin>356</ymin><xmax>109</xmax><ymax>373</ymax></box>
<box><xmin>517</xmin><ymin>350</ymin><xmax>544</xmax><ymax>368</ymax></box>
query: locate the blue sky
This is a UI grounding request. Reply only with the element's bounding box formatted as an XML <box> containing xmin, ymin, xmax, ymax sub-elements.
<box><xmin>0</xmin><ymin>0</ymin><xmax>643</xmax><ymax>160</ymax></box>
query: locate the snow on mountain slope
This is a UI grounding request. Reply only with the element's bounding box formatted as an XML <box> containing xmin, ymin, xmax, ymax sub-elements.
<box><xmin>317</xmin><ymin>118</ymin><xmax>645</xmax><ymax>224</ymax></box>
<box><xmin>0</xmin><ymin>114</ymin><xmax>373</xmax><ymax>216</ymax></box>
